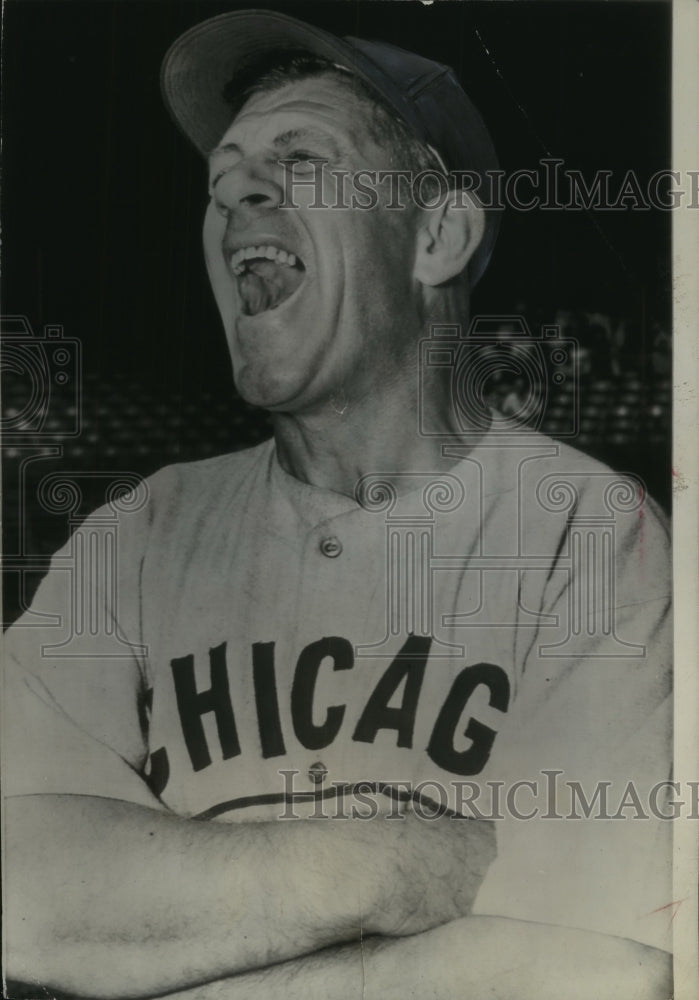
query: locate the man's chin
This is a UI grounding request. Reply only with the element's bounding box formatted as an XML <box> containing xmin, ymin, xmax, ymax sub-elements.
<box><xmin>233</xmin><ymin>365</ymin><xmax>309</xmax><ymax>413</ymax></box>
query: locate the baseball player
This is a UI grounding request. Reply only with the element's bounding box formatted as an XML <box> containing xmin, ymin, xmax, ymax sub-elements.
<box><xmin>4</xmin><ymin>9</ymin><xmax>672</xmax><ymax>999</ymax></box>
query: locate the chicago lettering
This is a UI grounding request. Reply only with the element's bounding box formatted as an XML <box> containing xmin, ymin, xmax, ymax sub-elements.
<box><xmin>162</xmin><ymin>634</ymin><xmax>509</xmax><ymax>783</ymax></box>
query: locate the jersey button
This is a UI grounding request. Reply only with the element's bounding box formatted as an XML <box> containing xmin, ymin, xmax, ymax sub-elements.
<box><xmin>319</xmin><ymin>536</ymin><xmax>342</xmax><ymax>558</ymax></box>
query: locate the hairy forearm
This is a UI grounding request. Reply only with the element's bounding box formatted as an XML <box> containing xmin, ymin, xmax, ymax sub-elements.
<box><xmin>158</xmin><ymin>917</ymin><xmax>672</xmax><ymax>1000</ymax></box>
<box><xmin>4</xmin><ymin>795</ymin><xmax>379</xmax><ymax>998</ymax></box>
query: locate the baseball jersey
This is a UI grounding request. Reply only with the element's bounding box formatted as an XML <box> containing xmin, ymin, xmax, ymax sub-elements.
<box><xmin>3</xmin><ymin>424</ymin><xmax>673</xmax><ymax>951</ymax></box>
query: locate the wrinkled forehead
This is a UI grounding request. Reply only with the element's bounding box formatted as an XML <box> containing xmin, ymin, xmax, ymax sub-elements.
<box><xmin>222</xmin><ymin>73</ymin><xmax>380</xmax><ymax>149</ymax></box>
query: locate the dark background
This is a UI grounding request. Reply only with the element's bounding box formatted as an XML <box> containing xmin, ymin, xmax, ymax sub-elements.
<box><xmin>2</xmin><ymin>0</ymin><xmax>672</xmax><ymax>626</ymax></box>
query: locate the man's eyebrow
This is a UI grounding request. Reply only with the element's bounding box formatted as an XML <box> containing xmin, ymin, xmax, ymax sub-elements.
<box><xmin>273</xmin><ymin>127</ymin><xmax>342</xmax><ymax>156</ymax></box>
<box><xmin>207</xmin><ymin>128</ymin><xmax>344</xmax><ymax>163</ymax></box>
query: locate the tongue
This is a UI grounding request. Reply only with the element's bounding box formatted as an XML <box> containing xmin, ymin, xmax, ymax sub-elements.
<box><xmin>238</xmin><ymin>259</ymin><xmax>304</xmax><ymax>317</ymax></box>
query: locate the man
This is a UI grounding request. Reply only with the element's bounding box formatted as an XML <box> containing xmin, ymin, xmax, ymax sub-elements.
<box><xmin>4</xmin><ymin>9</ymin><xmax>672</xmax><ymax>998</ymax></box>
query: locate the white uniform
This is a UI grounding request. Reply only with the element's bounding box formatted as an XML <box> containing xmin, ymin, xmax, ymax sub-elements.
<box><xmin>4</xmin><ymin>424</ymin><xmax>672</xmax><ymax>950</ymax></box>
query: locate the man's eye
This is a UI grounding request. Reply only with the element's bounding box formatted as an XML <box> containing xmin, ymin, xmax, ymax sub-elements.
<box><xmin>286</xmin><ymin>151</ymin><xmax>322</xmax><ymax>164</ymax></box>
<box><xmin>210</xmin><ymin>166</ymin><xmax>232</xmax><ymax>188</ymax></box>
<box><xmin>209</xmin><ymin>158</ymin><xmax>241</xmax><ymax>190</ymax></box>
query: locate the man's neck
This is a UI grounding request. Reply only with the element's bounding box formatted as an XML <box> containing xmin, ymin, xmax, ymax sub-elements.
<box><xmin>271</xmin><ymin>372</ymin><xmax>481</xmax><ymax>498</ymax></box>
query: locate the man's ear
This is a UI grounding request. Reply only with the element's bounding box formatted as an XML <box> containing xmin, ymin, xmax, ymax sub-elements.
<box><xmin>413</xmin><ymin>192</ymin><xmax>486</xmax><ymax>286</ymax></box>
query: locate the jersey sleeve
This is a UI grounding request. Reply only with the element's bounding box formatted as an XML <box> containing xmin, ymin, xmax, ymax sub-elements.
<box><xmin>471</xmin><ymin>485</ymin><xmax>673</xmax><ymax>952</ymax></box>
<box><xmin>2</xmin><ymin>482</ymin><xmax>164</xmax><ymax>811</ymax></box>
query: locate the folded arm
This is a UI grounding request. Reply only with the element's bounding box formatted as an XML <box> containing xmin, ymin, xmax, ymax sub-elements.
<box><xmin>5</xmin><ymin>794</ymin><xmax>495</xmax><ymax>999</ymax></box>
<box><xmin>157</xmin><ymin>916</ymin><xmax>672</xmax><ymax>1000</ymax></box>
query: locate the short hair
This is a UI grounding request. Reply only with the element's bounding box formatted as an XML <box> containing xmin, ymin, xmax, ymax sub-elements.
<box><xmin>224</xmin><ymin>50</ymin><xmax>442</xmax><ymax>183</ymax></box>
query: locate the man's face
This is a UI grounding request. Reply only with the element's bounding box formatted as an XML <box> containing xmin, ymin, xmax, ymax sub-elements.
<box><xmin>203</xmin><ymin>74</ymin><xmax>422</xmax><ymax>413</ymax></box>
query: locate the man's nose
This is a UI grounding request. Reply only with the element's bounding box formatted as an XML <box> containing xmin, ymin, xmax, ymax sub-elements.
<box><xmin>211</xmin><ymin>158</ymin><xmax>283</xmax><ymax>219</ymax></box>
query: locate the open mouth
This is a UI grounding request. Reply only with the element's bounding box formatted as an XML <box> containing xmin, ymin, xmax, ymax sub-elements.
<box><xmin>228</xmin><ymin>244</ymin><xmax>306</xmax><ymax>317</ymax></box>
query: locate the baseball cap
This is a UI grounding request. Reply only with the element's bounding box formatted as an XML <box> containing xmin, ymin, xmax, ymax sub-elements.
<box><xmin>161</xmin><ymin>8</ymin><xmax>500</xmax><ymax>285</ymax></box>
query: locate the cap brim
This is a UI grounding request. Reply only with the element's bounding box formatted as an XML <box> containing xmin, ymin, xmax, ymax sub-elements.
<box><xmin>162</xmin><ymin>9</ymin><xmax>395</xmax><ymax>155</ymax></box>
